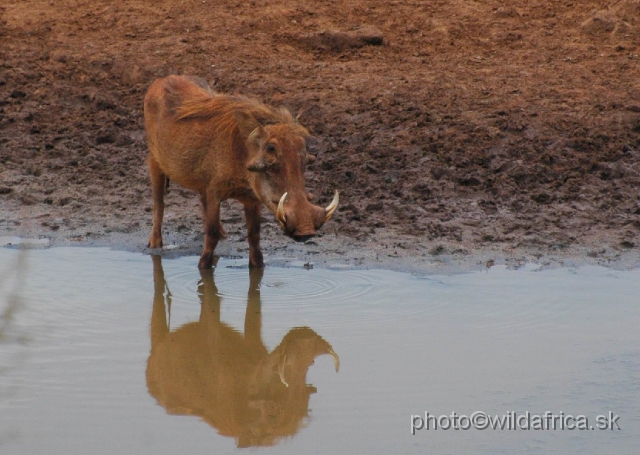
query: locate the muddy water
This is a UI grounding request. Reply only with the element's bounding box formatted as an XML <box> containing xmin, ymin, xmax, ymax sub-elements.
<box><xmin>0</xmin><ymin>247</ymin><xmax>639</xmax><ymax>454</ymax></box>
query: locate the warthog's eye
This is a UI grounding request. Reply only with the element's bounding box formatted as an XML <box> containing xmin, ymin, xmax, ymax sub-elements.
<box><xmin>265</xmin><ymin>143</ymin><xmax>277</xmax><ymax>154</ymax></box>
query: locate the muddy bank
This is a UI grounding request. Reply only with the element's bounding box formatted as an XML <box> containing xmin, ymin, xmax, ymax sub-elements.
<box><xmin>2</xmin><ymin>227</ymin><xmax>640</xmax><ymax>276</ymax></box>
<box><xmin>1</xmin><ymin>0</ymin><xmax>639</xmax><ymax>271</ymax></box>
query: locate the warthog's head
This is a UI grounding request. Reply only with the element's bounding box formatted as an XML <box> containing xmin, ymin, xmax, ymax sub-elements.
<box><xmin>241</xmin><ymin>327</ymin><xmax>339</xmax><ymax>447</ymax></box>
<box><xmin>236</xmin><ymin>110</ymin><xmax>339</xmax><ymax>241</ymax></box>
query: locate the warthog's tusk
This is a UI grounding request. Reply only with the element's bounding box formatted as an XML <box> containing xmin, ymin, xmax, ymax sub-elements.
<box><xmin>324</xmin><ymin>190</ymin><xmax>340</xmax><ymax>221</ymax></box>
<box><xmin>278</xmin><ymin>354</ymin><xmax>289</xmax><ymax>387</ymax></box>
<box><xmin>277</xmin><ymin>192</ymin><xmax>288</xmax><ymax>228</ymax></box>
<box><xmin>328</xmin><ymin>347</ymin><xmax>340</xmax><ymax>372</ymax></box>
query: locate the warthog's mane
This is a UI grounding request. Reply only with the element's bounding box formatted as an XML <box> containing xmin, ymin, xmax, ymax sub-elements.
<box><xmin>171</xmin><ymin>77</ymin><xmax>306</xmax><ymax>135</ymax></box>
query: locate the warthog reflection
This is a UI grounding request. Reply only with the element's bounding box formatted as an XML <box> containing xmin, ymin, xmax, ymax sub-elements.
<box><xmin>146</xmin><ymin>256</ymin><xmax>339</xmax><ymax>447</ymax></box>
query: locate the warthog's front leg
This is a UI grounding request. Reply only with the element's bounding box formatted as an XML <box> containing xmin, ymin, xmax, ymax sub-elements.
<box><xmin>243</xmin><ymin>201</ymin><xmax>264</xmax><ymax>268</ymax></box>
<box><xmin>199</xmin><ymin>190</ymin><xmax>224</xmax><ymax>269</ymax></box>
<box><xmin>148</xmin><ymin>158</ymin><xmax>166</xmax><ymax>249</ymax></box>
<box><xmin>199</xmin><ymin>194</ymin><xmax>227</xmax><ymax>239</ymax></box>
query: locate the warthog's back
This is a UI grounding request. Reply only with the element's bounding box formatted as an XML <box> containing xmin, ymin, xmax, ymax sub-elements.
<box><xmin>146</xmin><ymin>320</ymin><xmax>266</xmax><ymax>428</ymax></box>
<box><xmin>144</xmin><ymin>76</ymin><xmax>294</xmax><ymax>193</ymax></box>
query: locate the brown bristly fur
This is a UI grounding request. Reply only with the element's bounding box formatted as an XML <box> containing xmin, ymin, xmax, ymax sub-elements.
<box><xmin>144</xmin><ymin>75</ymin><xmax>328</xmax><ymax>269</ymax></box>
<box><xmin>173</xmin><ymin>79</ymin><xmax>297</xmax><ymax>127</ymax></box>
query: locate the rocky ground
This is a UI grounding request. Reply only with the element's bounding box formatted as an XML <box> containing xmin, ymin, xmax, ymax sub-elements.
<box><xmin>1</xmin><ymin>0</ymin><xmax>639</xmax><ymax>272</ymax></box>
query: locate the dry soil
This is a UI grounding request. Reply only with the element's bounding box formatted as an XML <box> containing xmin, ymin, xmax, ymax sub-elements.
<box><xmin>1</xmin><ymin>0</ymin><xmax>640</xmax><ymax>271</ymax></box>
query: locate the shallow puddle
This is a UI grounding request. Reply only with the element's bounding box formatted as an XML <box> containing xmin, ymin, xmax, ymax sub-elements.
<box><xmin>0</xmin><ymin>247</ymin><xmax>639</xmax><ymax>454</ymax></box>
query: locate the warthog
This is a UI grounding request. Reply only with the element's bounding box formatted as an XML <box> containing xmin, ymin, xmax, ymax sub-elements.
<box><xmin>146</xmin><ymin>255</ymin><xmax>339</xmax><ymax>447</ymax></box>
<box><xmin>144</xmin><ymin>75</ymin><xmax>339</xmax><ymax>268</ymax></box>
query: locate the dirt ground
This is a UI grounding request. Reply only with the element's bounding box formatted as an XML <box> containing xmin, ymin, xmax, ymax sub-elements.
<box><xmin>1</xmin><ymin>0</ymin><xmax>639</xmax><ymax>271</ymax></box>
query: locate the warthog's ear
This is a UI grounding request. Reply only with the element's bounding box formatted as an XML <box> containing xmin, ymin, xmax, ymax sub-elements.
<box><xmin>235</xmin><ymin>111</ymin><xmax>265</xmax><ymax>146</ymax></box>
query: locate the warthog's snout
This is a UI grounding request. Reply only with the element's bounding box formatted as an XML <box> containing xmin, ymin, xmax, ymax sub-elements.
<box><xmin>291</xmin><ymin>232</ymin><xmax>317</xmax><ymax>243</ymax></box>
<box><xmin>283</xmin><ymin>209</ymin><xmax>320</xmax><ymax>242</ymax></box>
<box><xmin>275</xmin><ymin>191</ymin><xmax>339</xmax><ymax>242</ymax></box>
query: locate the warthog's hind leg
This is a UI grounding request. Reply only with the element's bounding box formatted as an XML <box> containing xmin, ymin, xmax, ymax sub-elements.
<box><xmin>148</xmin><ymin>158</ymin><xmax>166</xmax><ymax>249</ymax></box>
<box><xmin>243</xmin><ymin>201</ymin><xmax>264</xmax><ymax>268</ymax></box>
<box><xmin>199</xmin><ymin>191</ymin><xmax>223</xmax><ymax>269</ymax></box>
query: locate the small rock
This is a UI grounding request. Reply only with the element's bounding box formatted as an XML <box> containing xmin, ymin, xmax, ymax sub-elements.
<box><xmin>96</xmin><ymin>128</ymin><xmax>119</xmax><ymax>144</ymax></box>
<box><xmin>365</xmin><ymin>202</ymin><xmax>383</xmax><ymax>212</ymax></box>
<box><xmin>19</xmin><ymin>194</ymin><xmax>36</xmax><ymax>205</ymax></box>
<box><xmin>366</xmin><ymin>163</ymin><xmax>379</xmax><ymax>174</ymax></box>
<box><xmin>412</xmin><ymin>182</ymin><xmax>431</xmax><ymax>195</ymax></box>
<box><xmin>620</xmin><ymin>240</ymin><xmax>635</xmax><ymax>249</ymax></box>
<box><xmin>292</xmin><ymin>25</ymin><xmax>383</xmax><ymax>51</ymax></box>
<box><xmin>494</xmin><ymin>6</ymin><xmax>520</xmax><ymax>18</ymax></box>
<box><xmin>531</xmin><ymin>192</ymin><xmax>553</xmax><ymax>204</ymax></box>
<box><xmin>581</xmin><ymin>9</ymin><xmax>631</xmax><ymax>36</ymax></box>
<box><xmin>345</xmin><ymin>170</ymin><xmax>357</xmax><ymax>183</ymax></box>
<box><xmin>383</xmin><ymin>172</ymin><xmax>399</xmax><ymax>184</ymax></box>
<box><xmin>10</xmin><ymin>90</ymin><xmax>26</xmax><ymax>98</ymax></box>
<box><xmin>457</xmin><ymin>176</ymin><xmax>481</xmax><ymax>187</ymax></box>
<box><xmin>95</xmin><ymin>98</ymin><xmax>116</xmax><ymax>111</ymax></box>
<box><xmin>430</xmin><ymin>167</ymin><xmax>448</xmax><ymax>180</ymax></box>
<box><xmin>116</xmin><ymin>133</ymin><xmax>135</xmax><ymax>146</ymax></box>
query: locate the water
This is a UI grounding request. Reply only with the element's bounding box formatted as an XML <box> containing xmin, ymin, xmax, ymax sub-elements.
<box><xmin>0</xmin><ymin>247</ymin><xmax>638</xmax><ymax>454</ymax></box>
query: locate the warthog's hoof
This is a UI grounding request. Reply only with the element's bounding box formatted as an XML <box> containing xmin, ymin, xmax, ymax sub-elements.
<box><xmin>198</xmin><ymin>252</ymin><xmax>215</xmax><ymax>269</ymax></box>
<box><xmin>148</xmin><ymin>235</ymin><xmax>163</xmax><ymax>249</ymax></box>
